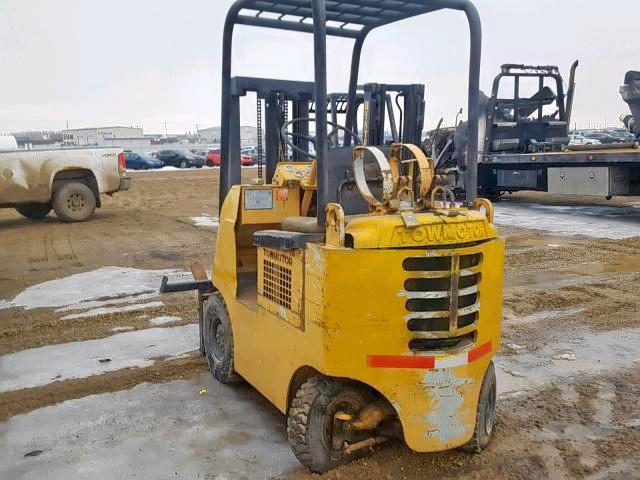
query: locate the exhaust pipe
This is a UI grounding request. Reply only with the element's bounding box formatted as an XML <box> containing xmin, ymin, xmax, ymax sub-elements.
<box><xmin>565</xmin><ymin>60</ymin><xmax>579</xmax><ymax>129</ymax></box>
<box><xmin>620</xmin><ymin>70</ymin><xmax>640</xmax><ymax>140</ymax></box>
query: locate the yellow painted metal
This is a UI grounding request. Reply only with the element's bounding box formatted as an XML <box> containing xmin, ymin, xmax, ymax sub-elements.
<box><xmin>272</xmin><ymin>161</ymin><xmax>314</xmax><ymax>187</ymax></box>
<box><xmin>345</xmin><ymin>210</ymin><xmax>498</xmax><ymax>249</ymax></box>
<box><xmin>211</xmin><ymin>146</ymin><xmax>505</xmax><ymax>454</ymax></box>
<box><xmin>240</xmin><ymin>185</ymin><xmax>300</xmax><ymax>225</ymax></box>
<box><xmin>325</xmin><ymin>203</ymin><xmax>346</xmax><ymax>247</ymax></box>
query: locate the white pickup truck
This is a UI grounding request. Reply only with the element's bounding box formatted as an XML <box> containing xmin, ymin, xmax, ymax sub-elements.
<box><xmin>0</xmin><ymin>136</ymin><xmax>131</xmax><ymax>222</ymax></box>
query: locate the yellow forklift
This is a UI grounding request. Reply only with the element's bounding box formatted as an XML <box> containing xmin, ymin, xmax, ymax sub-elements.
<box><xmin>161</xmin><ymin>0</ymin><xmax>504</xmax><ymax>473</ymax></box>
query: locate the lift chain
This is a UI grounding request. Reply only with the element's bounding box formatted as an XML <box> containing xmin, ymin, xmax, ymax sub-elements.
<box><xmin>282</xmin><ymin>95</ymin><xmax>289</xmax><ymax>161</ymax></box>
<box><xmin>256</xmin><ymin>96</ymin><xmax>263</xmax><ymax>183</ymax></box>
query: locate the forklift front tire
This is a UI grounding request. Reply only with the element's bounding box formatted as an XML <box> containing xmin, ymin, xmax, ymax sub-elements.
<box><xmin>461</xmin><ymin>361</ymin><xmax>497</xmax><ymax>453</ymax></box>
<box><xmin>287</xmin><ymin>377</ymin><xmax>368</xmax><ymax>474</ymax></box>
<box><xmin>203</xmin><ymin>293</ymin><xmax>241</xmax><ymax>384</ymax></box>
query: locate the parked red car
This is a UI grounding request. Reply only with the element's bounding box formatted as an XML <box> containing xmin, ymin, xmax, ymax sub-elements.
<box><xmin>205</xmin><ymin>149</ymin><xmax>253</xmax><ymax>167</ymax></box>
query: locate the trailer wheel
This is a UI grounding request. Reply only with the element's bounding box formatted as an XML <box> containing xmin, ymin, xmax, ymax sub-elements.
<box><xmin>15</xmin><ymin>203</ymin><xmax>51</xmax><ymax>220</ymax></box>
<box><xmin>287</xmin><ymin>377</ymin><xmax>368</xmax><ymax>473</ymax></box>
<box><xmin>461</xmin><ymin>361</ymin><xmax>496</xmax><ymax>453</ymax></box>
<box><xmin>52</xmin><ymin>182</ymin><xmax>97</xmax><ymax>222</ymax></box>
<box><xmin>203</xmin><ymin>293</ymin><xmax>241</xmax><ymax>384</ymax></box>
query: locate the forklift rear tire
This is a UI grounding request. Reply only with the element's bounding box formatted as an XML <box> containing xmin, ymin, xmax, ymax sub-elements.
<box><xmin>461</xmin><ymin>361</ymin><xmax>496</xmax><ymax>453</ymax></box>
<box><xmin>287</xmin><ymin>377</ymin><xmax>368</xmax><ymax>474</ymax></box>
<box><xmin>203</xmin><ymin>293</ymin><xmax>241</xmax><ymax>384</ymax></box>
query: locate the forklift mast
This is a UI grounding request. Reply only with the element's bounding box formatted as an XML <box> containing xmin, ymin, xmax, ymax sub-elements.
<box><xmin>320</xmin><ymin>83</ymin><xmax>426</xmax><ymax>147</ymax></box>
<box><xmin>358</xmin><ymin>83</ymin><xmax>426</xmax><ymax>146</ymax></box>
<box><xmin>219</xmin><ymin>0</ymin><xmax>483</xmax><ymax>224</ymax></box>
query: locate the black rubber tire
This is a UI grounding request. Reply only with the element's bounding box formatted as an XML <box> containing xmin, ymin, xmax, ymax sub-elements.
<box><xmin>15</xmin><ymin>203</ymin><xmax>51</xmax><ymax>220</ymax></box>
<box><xmin>287</xmin><ymin>377</ymin><xmax>368</xmax><ymax>474</ymax></box>
<box><xmin>52</xmin><ymin>182</ymin><xmax>97</xmax><ymax>222</ymax></box>
<box><xmin>179</xmin><ymin>160</ymin><xmax>188</xmax><ymax>169</ymax></box>
<box><xmin>141</xmin><ymin>164</ymin><xmax>148</xmax><ymax>170</ymax></box>
<box><xmin>460</xmin><ymin>361</ymin><xmax>497</xmax><ymax>453</ymax></box>
<box><xmin>203</xmin><ymin>293</ymin><xmax>241</xmax><ymax>384</ymax></box>
<box><xmin>206</xmin><ymin>160</ymin><xmax>214</xmax><ymax>167</ymax></box>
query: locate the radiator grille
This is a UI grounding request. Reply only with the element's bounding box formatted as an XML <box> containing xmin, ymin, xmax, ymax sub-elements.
<box><xmin>401</xmin><ymin>252</ymin><xmax>483</xmax><ymax>351</ymax></box>
<box><xmin>263</xmin><ymin>259</ymin><xmax>292</xmax><ymax>310</ymax></box>
<box><xmin>258</xmin><ymin>247</ymin><xmax>303</xmax><ymax>329</ymax></box>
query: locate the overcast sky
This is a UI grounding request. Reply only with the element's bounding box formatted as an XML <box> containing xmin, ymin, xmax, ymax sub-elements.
<box><xmin>1</xmin><ymin>0</ymin><xmax>638</xmax><ymax>134</ymax></box>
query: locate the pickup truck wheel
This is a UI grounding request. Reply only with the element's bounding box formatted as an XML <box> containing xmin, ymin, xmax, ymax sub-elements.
<box><xmin>52</xmin><ymin>182</ymin><xmax>97</xmax><ymax>222</ymax></box>
<box><xmin>15</xmin><ymin>203</ymin><xmax>51</xmax><ymax>220</ymax></box>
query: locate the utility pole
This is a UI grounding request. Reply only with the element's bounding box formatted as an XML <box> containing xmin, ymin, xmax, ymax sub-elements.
<box><xmin>164</xmin><ymin>121</ymin><xmax>168</xmax><ymax>137</ymax></box>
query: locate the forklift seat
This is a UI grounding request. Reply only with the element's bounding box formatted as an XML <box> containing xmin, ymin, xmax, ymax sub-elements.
<box><xmin>281</xmin><ymin>216</ymin><xmax>324</xmax><ymax>234</ymax></box>
<box><xmin>253</xmin><ymin>229</ymin><xmax>324</xmax><ymax>250</ymax></box>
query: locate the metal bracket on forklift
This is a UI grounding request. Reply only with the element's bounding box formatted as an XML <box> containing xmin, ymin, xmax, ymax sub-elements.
<box><xmin>159</xmin><ymin>276</ymin><xmax>214</xmax><ymax>294</ymax></box>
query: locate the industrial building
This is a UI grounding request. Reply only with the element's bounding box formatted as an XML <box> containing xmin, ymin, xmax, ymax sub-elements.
<box><xmin>62</xmin><ymin>126</ymin><xmax>144</xmax><ymax>146</ymax></box>
<box><xmin>61</xmin><ymin>126</ymin><xmax>152</xmax><ymax>153</ymax></box>
<box><xmin>198</xmin><ymin>125</ymin><xmax>257</xmax><ymax>146</ymax></box>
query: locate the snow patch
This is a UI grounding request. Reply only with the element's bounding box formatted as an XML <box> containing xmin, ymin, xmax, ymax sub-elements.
<box><xmin>0</xmin><ymin>325</ymin><xmax>198</xmax><ymax>393</ymax></box>
<box><xmin>190</xmin><ymin>215</ymin><xmax>219</xmax><ymax>230</ymax></box>
<box><xmin>55</xmin><ymin>292</ymin><xmax>159</xmax><ymax>313</ymax></box>
<box><xmin>150</xmin><ymin>316</ymin><xmax>182</xmax><ymax>326</ymax></box>
<box><xmin>3</xmin><ymin>267</ymin><xmax>183</xmax><ymax>310</ymax></box>
<box><xmin>494</xmin><ymin>201</ymin><xmax>640</xmax><ymax>239</ymax></box>
<box><xmin>496</xmin><ymin>327</ymin><xmax>640</xmax><ymax>396</ymax></box>
<box><xmin>61</xmin><ymin>301</ymin><xmax>164</xmax><ymax>320</ymax></box>
<box><xmin>112</xmin><ymin>326</ymin><xmax>135</xmax><ymax>332</ymax></box>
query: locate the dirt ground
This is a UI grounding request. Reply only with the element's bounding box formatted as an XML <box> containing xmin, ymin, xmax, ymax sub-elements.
<box><xmin>0</xmin><ymin>168</ymin><xmax>639</xmax><ymax>479</ymax></box>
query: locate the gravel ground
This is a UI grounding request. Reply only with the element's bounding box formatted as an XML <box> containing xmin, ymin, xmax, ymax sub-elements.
<box><xmin>0</xmin><ymin>168</ymin><xmax>638</xmax><ymax>479</ymax></box>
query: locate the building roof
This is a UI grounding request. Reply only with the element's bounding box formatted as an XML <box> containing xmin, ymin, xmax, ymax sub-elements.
<box><xmin>62</xmin><ymin>126</ymin><xmax>142</xmax><ymax>132</ymax></box>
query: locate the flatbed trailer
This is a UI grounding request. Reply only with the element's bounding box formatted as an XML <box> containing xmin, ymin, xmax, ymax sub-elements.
<box><xmin>478</xmin><ymin>146</ymin><xmax>640</xmax><ymax>198</ymax></box>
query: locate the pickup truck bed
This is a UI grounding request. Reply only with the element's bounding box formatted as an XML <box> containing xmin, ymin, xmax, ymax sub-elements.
<box><xmin>0</xmin><ymin>147</ymin><xmax>131</xmax><ymax>222</ymax></box>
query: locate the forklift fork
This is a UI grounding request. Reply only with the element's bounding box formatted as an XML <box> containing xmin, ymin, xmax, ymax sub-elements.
<box><xmin>159</xmin><ymin>261</ymin><xmax>215</xmax><ymax>356</ymax></box>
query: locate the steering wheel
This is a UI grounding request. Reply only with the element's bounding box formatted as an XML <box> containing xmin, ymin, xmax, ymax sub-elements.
<box><xmin>280</xmin><ymin>117</ymin><xmax>362</xmax><ymax>160</ymax></box>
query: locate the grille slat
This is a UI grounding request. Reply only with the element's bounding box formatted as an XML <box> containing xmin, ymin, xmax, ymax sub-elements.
<box><xmin>403</xmin><ymin>301</ymin><xmax>480</xmax><ymax>321</ymax></box>
<box><xmin>398</xmin><ymin>284</ymin><xmax>479</xmax><ymax>299</ymax></box>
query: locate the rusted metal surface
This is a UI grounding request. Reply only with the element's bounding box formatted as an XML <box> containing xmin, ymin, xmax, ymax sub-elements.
<box><xmin>347</xmin><ymin>402</ymin><xmax>394</xmax><ymax>431</ymax></box>
<box><xmin>190</xmin><ymin>261</ymin><xmax>208</xmax><ymax>282</ymax></box>
<box><xmin>344</xmin><ymin>436</ymin><xmax>388</xmax><ymax>455</ymax></box>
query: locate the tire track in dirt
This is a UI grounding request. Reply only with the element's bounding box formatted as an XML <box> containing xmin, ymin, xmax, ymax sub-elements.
<box><xmin>0</xmin><ymin>354</ymin><xmax>208</xmax><ymax>422</ymax></box>
<box><xmin>0</xmin><ymin>293</ymin><xmax>196</xmax><ymax>355</ymax></box>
